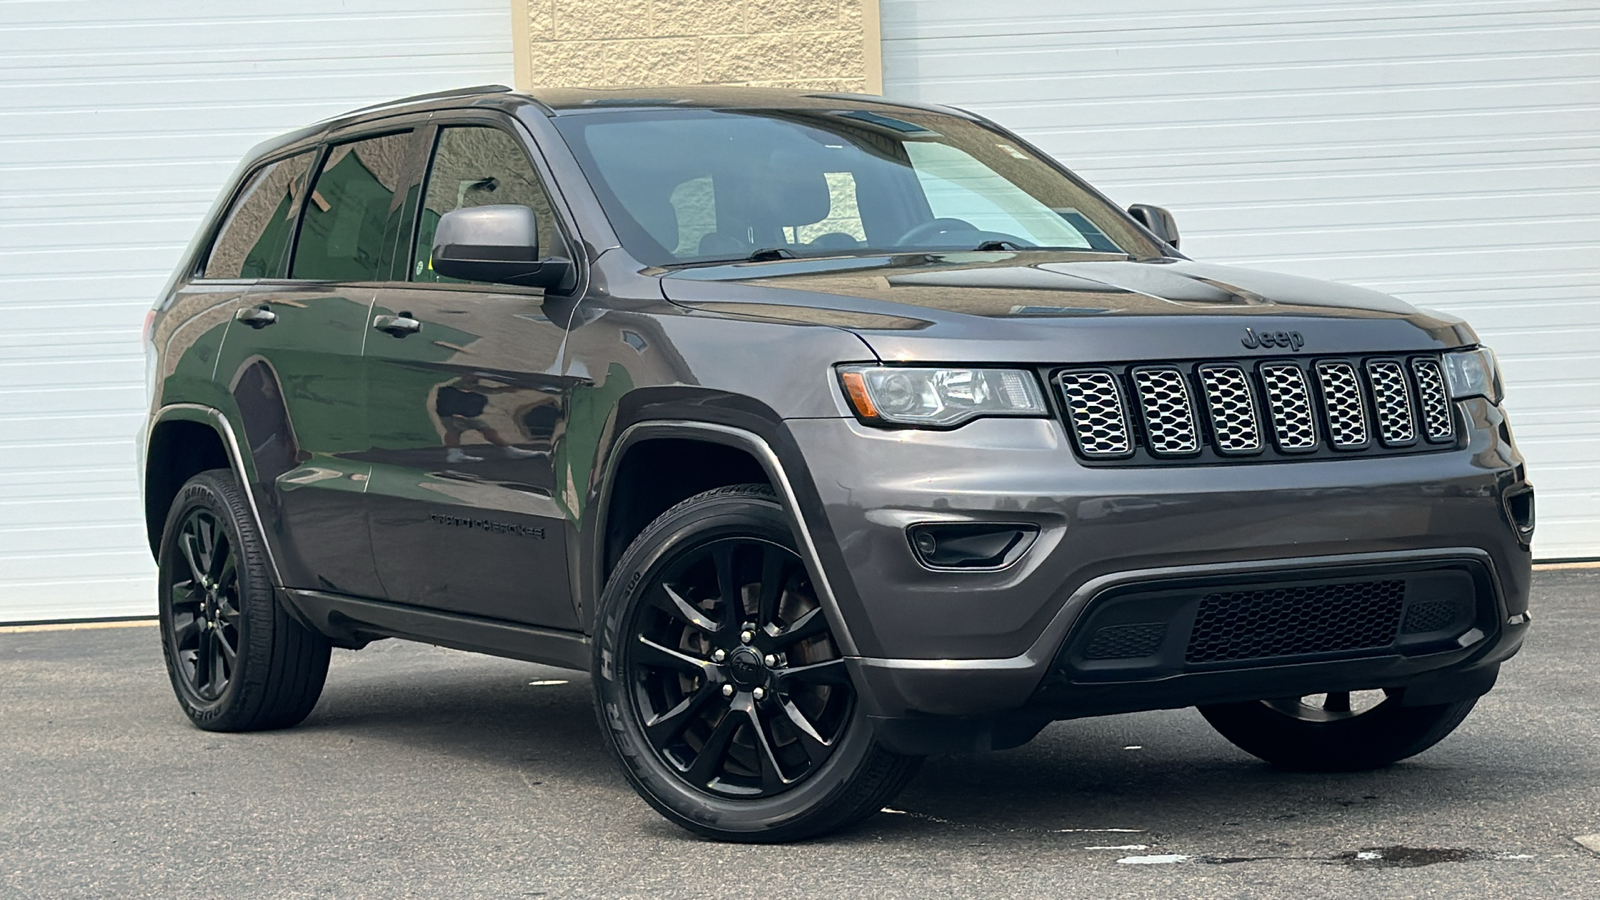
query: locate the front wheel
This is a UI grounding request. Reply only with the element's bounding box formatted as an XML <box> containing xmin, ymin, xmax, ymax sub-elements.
<box><xmin>593</xmin><ymin>484</ymin><xmax>921</xmax><ymax>842</ymax></box>
<box><xmin>1199</xmin><ymin>689</ymin><xmax>1478</xmax><ymax>772</ymax></box>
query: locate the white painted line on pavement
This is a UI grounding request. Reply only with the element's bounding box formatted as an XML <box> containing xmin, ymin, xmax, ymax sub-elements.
<box><xmin>0</xmin><ymin>619</ymin><xmax>157</xmax><ymax>634</ymax></box>
<box><xmin>1117</xmin><ymin>854</ymin><xmax>1192</xmax><ymax>865</ymax></box>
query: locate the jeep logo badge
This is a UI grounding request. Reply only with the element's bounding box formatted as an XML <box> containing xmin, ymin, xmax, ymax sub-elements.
<box><xmin>1241</xmin><ymin>327</ymin><xmax>1304</xmax><ymax>351</ymax></box>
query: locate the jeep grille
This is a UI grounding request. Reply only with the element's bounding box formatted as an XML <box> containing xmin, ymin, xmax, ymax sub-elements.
<box><xmin>1053</xmin><ymin>354</ymin><xmax>1457</xmax><ymax>465</ymax></box>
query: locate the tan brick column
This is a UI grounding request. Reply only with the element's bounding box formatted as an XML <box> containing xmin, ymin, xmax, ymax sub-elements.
<box><xmin>511</xmin><ymin>0</ymin><xmax>881</xmax><ymax>93</ymax></box>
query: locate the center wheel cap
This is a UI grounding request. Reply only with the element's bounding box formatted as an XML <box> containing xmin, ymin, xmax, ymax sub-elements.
<box><xmin>726</xmin><ymin>647</ymin><xmax>767</xmax><ymax>690</ymax></box>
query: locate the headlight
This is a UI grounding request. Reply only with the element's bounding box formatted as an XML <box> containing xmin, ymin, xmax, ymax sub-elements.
<box><xmin>1443</xmin><ymin>347</ymin><xmax>1502</xmax><ymax>403</ymax></box>
<box><xmin>838</xmin><ymin>365</ymin><xmax>1048</xmax><ymax>428</ymax></box>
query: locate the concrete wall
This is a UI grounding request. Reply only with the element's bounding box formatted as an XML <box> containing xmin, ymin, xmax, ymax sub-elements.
<box><xmin>512</xmin><ymin>0</ymin><xmax>881</xmax><ymax>92</ymax></box>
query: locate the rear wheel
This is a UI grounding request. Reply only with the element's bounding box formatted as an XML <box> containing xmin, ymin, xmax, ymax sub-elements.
<box><xmin>593</xmin><ymin>484</ymin><xmax>921</xmax><ymax>842</ymax></box>
<box><xmin>1199</xmin><ymin>690</ymin><xmax>1478</xmax><ymax>771</ymax></box>
<box><xmin>157</xmin><ymin>469</ymin><xmax>330</xmax><ymax>731</ymax></box>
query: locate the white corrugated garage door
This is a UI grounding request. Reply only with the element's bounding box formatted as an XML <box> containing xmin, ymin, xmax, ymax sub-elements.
<box><xmin>883</xmin><ymin>0</ymin><xmax>1600</xmax><ymax>559</ymax></box>
<box><xmin>0</xmin><ymin>1</ymin><xmax>513</xmax><ymax>622</ymax></box>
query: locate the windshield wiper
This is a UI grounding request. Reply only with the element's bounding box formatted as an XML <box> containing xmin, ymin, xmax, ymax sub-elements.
<box><xmin>746</xmin><ymin>247</ymin><xmax>798</xmax><ymax>261</ymax></box>
<box><xmin>973</xmin><ymin>240</ymin><xmax>1026</xmax><ymax>251</ymax></box>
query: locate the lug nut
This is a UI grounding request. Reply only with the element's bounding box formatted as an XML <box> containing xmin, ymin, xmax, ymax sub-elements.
<box><xmin>763</xmin><ymin>654</ymin><xmax>777</xmax><ymax>667</ymax></box>
<box><xmin>752</xmin><ymin>687</ymin><xmax>766</xmax><ymax>700</ymax></box>
<box><xmin>740</xmin><ymin>630</ymin><xmax>754</xmax><ymax>644</ymax></box>
<box><xmin>721</xmin><ymin>684</ymin><xmax>735</xmax><ymax>697</ymax></box>
<box><xmin>712</xmin><ymin>649</ymin><xmax>726</xmax><ymax>662</ymax></box>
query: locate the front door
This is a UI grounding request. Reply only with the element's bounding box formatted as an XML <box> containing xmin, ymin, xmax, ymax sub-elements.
<box><xmin>361</xmin><ymin>122</ymin><xmax>579</xmax><ymax>628</ymax></box>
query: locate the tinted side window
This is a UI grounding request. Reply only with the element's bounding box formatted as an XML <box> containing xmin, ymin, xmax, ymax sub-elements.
<box><xmin>412</xmin><ymin>126</ymin><xmax>565</xmax><ymax>283</ymax></box>
<box><xmin>204</xmin><ymin>152</ymin><xmax>315</xmax><ymax>279</ymax></box>
<box><xmin>291</xmin><ymin>132</ymin><xmax>413</xmax><ymax>282</ymax></box>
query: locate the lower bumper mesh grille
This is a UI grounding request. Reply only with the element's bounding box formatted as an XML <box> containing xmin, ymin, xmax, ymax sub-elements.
<box><xmin>1083</xmin><ymin>622</ymin><xmax>1168</xmax><ymax>660</ymax></box>
<box><xmin>1185</xmin><ymin>580</ymin><xmax>1406</xmax><ymax>664</ymax></box>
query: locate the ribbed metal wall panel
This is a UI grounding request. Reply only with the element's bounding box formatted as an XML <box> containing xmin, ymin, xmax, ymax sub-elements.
<box><xmin>883</xmin><ymin>0</ymin><xmax>1600</xmax><ymax>558</ymax></box>
<box><xmin>0</xmin><ymin>1</ymin><xmax>513</xmax><ymax>622</ymax></box>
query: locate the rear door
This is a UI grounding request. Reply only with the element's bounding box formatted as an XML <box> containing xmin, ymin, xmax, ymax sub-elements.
<box><xmin>361</xmin><ymin>116</ymin><xmax>581</xmax><ymax>628</ymax></box>
<box><xmin>212</xmin><ymin>128</ymin><xmax>422</xmax><ymax>597</ymax></box>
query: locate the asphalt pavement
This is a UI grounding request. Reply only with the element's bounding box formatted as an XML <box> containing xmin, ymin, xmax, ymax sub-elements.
<box><xmin>2</xmin><ymin>569</ymin><xmax>1597</xmax><ymax>899</ymax></box>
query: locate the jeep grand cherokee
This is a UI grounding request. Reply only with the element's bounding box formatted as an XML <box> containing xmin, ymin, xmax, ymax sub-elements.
<box><xmin>139</xmin><ymin>85</ymin><xmax>1532</xmax><ymax>842</ymax></box>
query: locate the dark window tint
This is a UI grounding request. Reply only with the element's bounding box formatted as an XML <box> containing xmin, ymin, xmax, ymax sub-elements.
<box><xmin>204</xmin><ymin>152</ymin><xmax>315</xmax><ymax>279</ymax></box>
<box><xmin>291</xmin><ymin>132</ymin><xmax>414</xmax><ymax>281</ymax></box>
<box><xmin>412</xmin><ymin>126</ymin><xmax>565</xmax><ymax>283</ymax></box>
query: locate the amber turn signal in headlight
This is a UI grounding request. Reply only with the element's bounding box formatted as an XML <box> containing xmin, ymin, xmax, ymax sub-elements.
<box><xmin>838</xmin><ymin>365</ymin><xmax>1047</xmax><ymax>428</ymax></box>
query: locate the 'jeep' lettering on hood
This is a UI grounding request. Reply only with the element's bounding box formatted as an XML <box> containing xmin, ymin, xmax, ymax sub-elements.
<box><xmin>1241</xmin><ymin>327</ymin><xmax>1304</xmax><ymax>351</ymax></box>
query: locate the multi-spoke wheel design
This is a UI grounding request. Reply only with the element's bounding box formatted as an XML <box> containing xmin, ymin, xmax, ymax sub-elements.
<box><xmin>1200</xmin><ymin>687</ymin><xmax>1479</xmax><ymax>772</ymax></box>
<box><xmin>167</xmin><ymin>508</ymin><xmax>242</xmax><ymax>702</ymax></box>
<box><xmin>594</xmin><ymin>484</ymin><xmax>921</xmax><ymax>842</ymax></box>
<box><xmin>157</xmin><ymin>469</ymin><xmax>330</xmax><ymax>731</ymax></box>
<box><xmin>628</xmin><ymin>536</ymin><xmax>851</xmax><ymax>798</ymax></box>
<box><xmin>1262</xmin><ymin>689</ymin><xmax>1389</xmax><ymax>723</ymax></box>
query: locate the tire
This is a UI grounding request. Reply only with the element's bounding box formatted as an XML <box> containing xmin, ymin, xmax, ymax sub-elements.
<box><xmin>1199</xmin><ymin>690</ymin><xmax>1478</xmax><ymax>772</ymax></box>
<box><xmin>593</xmin><ymin>483</ymin><xmax>922</xmax><ymax>842</ymax></box>
<box><xmin>157</xmin><ymin>468</ymin><xmax>330</xmax><ymax>731</ymax></box>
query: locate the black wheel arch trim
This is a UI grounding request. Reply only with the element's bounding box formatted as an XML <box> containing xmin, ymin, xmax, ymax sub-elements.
<box><xmin>587</xmin><ymin>419</ymin><xmax>864</xmax><ymax>658</ymax></box>
<box><xmin>144</xmin><ymin>403</ymin><xmax>283</xmax><ymax>587</ymax></box>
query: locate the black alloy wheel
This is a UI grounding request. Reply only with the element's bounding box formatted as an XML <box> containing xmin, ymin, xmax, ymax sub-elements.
<box><xmin>629</xmin><ymin>535</ymin><xmax>852</xmax><ymax>798</ymax></box>
<box><xmin>1199</xmin><ymin>689</ymin><xmax>1479</xmax><ymax>772</ymax></box>
<box><xmin>167</xmin><ymin>508</ymin><xmax>243</xmax><ymax>701</ymax></box>
<box><xmin>594</xmin><ymin>484</ymin><xmax>921</xmax><ymax>842</ymax></box>
<box><xmin>157</xmin><ymin>469</ymin><xmax>330</xmax><ymax>731</ymax></box>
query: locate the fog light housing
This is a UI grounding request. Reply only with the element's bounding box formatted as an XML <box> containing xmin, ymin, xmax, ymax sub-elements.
<box><xmin>907</xmin><ymin>523</ymin><xmax>1038</xmax><ymax>570</ymax></box>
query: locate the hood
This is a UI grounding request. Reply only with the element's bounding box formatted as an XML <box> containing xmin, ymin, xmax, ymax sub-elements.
<box><xmin>660</xmin><ymin>252</ymin><xmax>1476</xmax><ymax>363</ymax></box>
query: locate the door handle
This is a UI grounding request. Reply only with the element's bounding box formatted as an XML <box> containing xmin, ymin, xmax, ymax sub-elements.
<box><xmin>373</xmin><ymin>313</ymin><xmax>421</xmax><ymax>337</ymax></box>
<box><xmin>234</xmin><ymin>306</ymin><xmax>278</xmax><ymax>329</ymax></box>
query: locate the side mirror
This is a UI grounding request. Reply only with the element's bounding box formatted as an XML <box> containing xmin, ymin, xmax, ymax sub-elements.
<box><xmin>431</xmin><ymin>205</ymin><xmax>575</xmax><ymax>291</ymax></box>
<box><xmin>1127</xmin><ymin>204</ymin><xmax>1179</xmax><ymax>250</ymax></box>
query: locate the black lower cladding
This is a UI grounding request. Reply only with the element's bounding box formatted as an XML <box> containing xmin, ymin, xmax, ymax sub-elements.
<box><xmin>1055</xmin><ymin>560</ymin><xmax>1495</xmax><ymax>684</ymax></box>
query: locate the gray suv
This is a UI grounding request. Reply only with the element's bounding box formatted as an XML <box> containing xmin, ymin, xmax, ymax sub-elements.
<box><xmin>140</xmin><ymin>85</ymin><xmax>1533</xmax><ymax>842</ymax></box>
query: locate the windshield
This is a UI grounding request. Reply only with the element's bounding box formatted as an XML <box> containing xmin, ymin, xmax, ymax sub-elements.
<box><xmin>551</xmin><ymin>107</ymin><xmax>1161</xmax><ymax>266</ymax></box>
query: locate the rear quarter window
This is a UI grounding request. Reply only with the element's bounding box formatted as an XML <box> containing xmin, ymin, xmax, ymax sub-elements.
<box><xmin>204</xmin><ymin>151</ymin><xmax>316</xmax><ymax>279</ymax></box>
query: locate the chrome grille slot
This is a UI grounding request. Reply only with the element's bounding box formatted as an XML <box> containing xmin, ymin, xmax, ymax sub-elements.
<box><xmin>1411</xmin><ymin>358</ymin><xmax>1454</xmax><ymax>442</ymax></box>
<box><xmin>1057</xmin><ymin>370</ymin><xmax>1131</xmax><ymax>458</ymax></box>
<box><xmin>1258</xmin><ymin>363</ymin><xmax>1318</xmax><ymax>452</ymax></box>
<box><xmin>1197</xmin><ymin>365</ymin><xmax>1262</xmax><ymax>454</ymax></box>
<box><xmin>1314</xmin><ymin>361</ymin><xmax>1369</xmax><ymax>449</ymax></box>
<box><xmin>1366</xmin><ymin>360</ymin><xmax>1416</xmax><ymax>446</ymax></box>
<box><xmin>1131</xmin><ymin>367</ymin><xmax>1199</xmax><ymax>456</ymax></box>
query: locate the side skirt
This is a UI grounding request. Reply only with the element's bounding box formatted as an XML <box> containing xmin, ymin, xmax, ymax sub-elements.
<box><xmin>283</xmin><ymin>589</ymin><xmax>591</xmax><ymax>671</ymax></box>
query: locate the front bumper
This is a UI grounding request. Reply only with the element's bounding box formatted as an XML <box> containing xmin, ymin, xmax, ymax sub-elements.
<box><xmin>781</xmin><ymin>403</ymin><xmax>1531</xmax><ymax>754</ymax></box>
<box><xmin>846</xmin><ymin>550</ymin><xmax>1527</xmax><ymax>754</ymax></box>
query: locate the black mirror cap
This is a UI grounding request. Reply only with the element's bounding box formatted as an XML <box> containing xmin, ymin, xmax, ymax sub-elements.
<box><xmin>431</xmin><ymin>204</ymin><xmax>575</xmax><ymax>291</ymax></box>
<box><xmin>1127</xmin><ymin>203</ymin><xmax>1180</xmax><ymax>251</ymax></box>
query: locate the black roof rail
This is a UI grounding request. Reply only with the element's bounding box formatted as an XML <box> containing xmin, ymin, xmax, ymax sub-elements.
<box><xmin>321</xmin><ymin>84</ymin><xmax>516</xmax><ymax>122</ymax></box>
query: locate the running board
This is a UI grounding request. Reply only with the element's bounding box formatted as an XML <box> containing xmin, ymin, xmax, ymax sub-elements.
<box><xmin>283</xmin><ymin>589</ymin><xmax>591</xmax><ymax>671</ymax></box>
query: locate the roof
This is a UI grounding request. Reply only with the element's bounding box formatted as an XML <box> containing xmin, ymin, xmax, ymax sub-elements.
<box><xmin>241</xmin><ymin>84</ymin><xmax>973</xmax><ymax>167</ymax></box>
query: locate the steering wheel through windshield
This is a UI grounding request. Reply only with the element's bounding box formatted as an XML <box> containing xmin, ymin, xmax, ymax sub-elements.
<box><xmin>893</xmin><ymin>217</ymin><xmax>1036</xmax><ymax>249</ymax></box>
